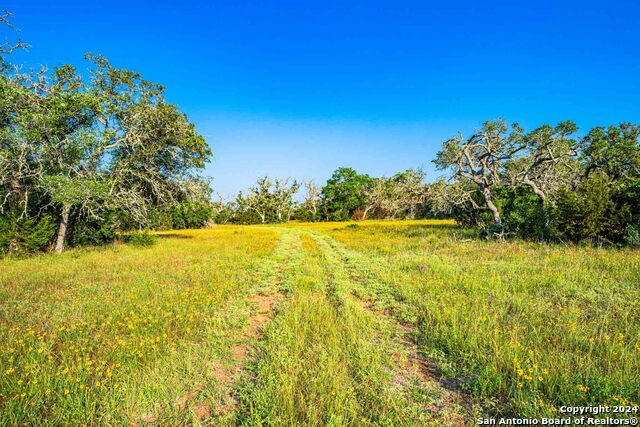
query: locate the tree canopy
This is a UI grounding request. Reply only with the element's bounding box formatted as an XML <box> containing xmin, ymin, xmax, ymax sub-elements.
<box><xmin>0</xmin><ymin>16</ymin><xmax>211</xmax><ymax>254</ymax></box>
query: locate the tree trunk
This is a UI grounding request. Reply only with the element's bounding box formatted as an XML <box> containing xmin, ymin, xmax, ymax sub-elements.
<box><xmin>522</xmin><ymin>176</ymin><xmax>546</xmax><ymax>203</ymax></box>
<box><xmin>54</xmin><ymin>204</ymin><xmax>71</xmax><ymax>254</ymax></box>
<box><xmin>362</xmin><ymin>204</ymin><xmax>374</xmax><ymax>220</ymax></box>
<box><xmin>482</xmin><ymin>187</ymin><xmax>501</xmax><ymax>225</ymax></box>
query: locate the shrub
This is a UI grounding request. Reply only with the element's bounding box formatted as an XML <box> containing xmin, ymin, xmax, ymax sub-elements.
<box><xmin>624</xmin><ymin>224</ymin><xmax>640</xmax><ymax>247</ymax></box>
<box><xmin>553</xmin><ymin>173</ymin><xmax>632</xmax><ymax>244</ymax></box>
<box><xmin>125</xmin><ymin>231</ymin><xmax>156</xmax><ymax>247</ymax></box>
<box><xmin>0</xmin><ymin>214</ymin><xmax>57</xmax><ymax>255</ymax></box>
<box><xmin>500</xmin><ymin>187</ymin><xmax>554</xmax><ymax>241</ymax></box>
<box><xmin>149</xmin><ymin>201</ymin><xmax>214</xmax><ymax>230</ymax></box>
<box><xmin>171</xmin><ymin>201</ymin><xmax>213</xmax><ymax>229</ymax></box>
<box><xmin>68</xmin><ymin>212</ymin><xmax>118</xmax><ymax>247</ymax></box>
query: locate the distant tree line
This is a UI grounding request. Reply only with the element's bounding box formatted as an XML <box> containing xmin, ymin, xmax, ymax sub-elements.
<box><xmin>211</xmin><ymin>167</ymin><xmax>439</xmax><ymax>225</ymax></box>
<box><xmin>213</xmin><ymin>119</ymin><xmax>640</xmax><ymax>247</ymax></box>
<box><xmin>0</xmin><ymin>12</ymin><xmax>212</xmax><ymax>255</ymax></box>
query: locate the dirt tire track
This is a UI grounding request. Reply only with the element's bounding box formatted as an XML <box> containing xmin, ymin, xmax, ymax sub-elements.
<box><xmin>138</xmin><ymin>230</ymin><xmax>300</xmax><ymax>425</ymax></box>
<box><xmin>199</xmin><ymin>229</ymin><xmax>301</xmax><ymax>422</ymax></box>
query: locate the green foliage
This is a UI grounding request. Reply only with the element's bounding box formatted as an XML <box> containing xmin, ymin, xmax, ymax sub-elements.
<box><xmin>0</xmin><ymin>214</ymin><xmax>57</xmax><ymax>255</ymax></box>
<box><xmin>68</xmin><ymin>212</ymin><xmax>118</xmax><ymax>247</ymax></box>
<box><xmin>233</xmin><ymin>208</ymin><xmax>263</xmax><ymax>225</ymax></box>
<box><xmin>210</xmin><ymin>201</ymin><xmax>237</xmax><ymax>224</ymax></box>
<box><xmin>169</xmin><ymin>201</ymin><xmax>213</xmax><ymax>229</ymax></box>
<box><xmin>624</xmin><ymin>224</ymin><xmax>640</xmax><ymax>247</ymax></box>
<box><xmin>321</xmin><ymin>168</ymin><xmax>374</xmax><ymax>221</ymax></box>
<box><xmin>433</xmin><ymin>120</ymin><xmax>639</xmax><ymax>246</ymax></box>
<box><xmin>553</xmin><ymin>173</ymin><xmax>632</xmax><ymax>244</ymax></box>
<box><xmin>39</xmin><ymin>176</ymin><xmax>109</xmax><ymax>206</ymax></box>
<box><xmin>124</xmin><ymin>231</ymin><xmax>156</xmax><ymax>247</ymax></box>
<box><xmin>150</xmin><ymin>201</ymin><xmax>213</xmax><ymax>230</ymax></box>
<box><xmin>583</xmin><ymin>123</ymin><xmax>640</xmax><ymax>180</ymax></box>
<box><xmin>0</xmin><ymin>34</ymin><xmax>211</xmax><ymax>255</ymax></box>
<box><xmin>499</xmin><ymin>187</ymin><xmax>553</xmax><ymax>241</ymax></box>
<box><xmin>235</xmin><ymin>177</ymin><xmax>300</xmax><ymax>224</ymax></box>
<box><xmin>294</xmin><ymin>205</ymin><xmax>320</xmax><ymax>222</ymax></box>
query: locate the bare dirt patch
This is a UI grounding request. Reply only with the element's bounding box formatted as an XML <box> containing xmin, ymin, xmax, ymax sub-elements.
<box><xmin>175</xmin><ymin>385</ymin><xmax>205</xmax><ymax>411</ymax></box>
<box><xmin>208</xmin><ymin>291</ymin><xmax>283</xmax><ymax>418</ymax></box>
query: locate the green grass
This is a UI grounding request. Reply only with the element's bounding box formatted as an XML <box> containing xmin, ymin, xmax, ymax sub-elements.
<box><xmin>303</xmin><ymin>220</ymin><xmax>640</xmax><ymax>416</ymax></box>
<box><xmin>1</xmin><ymin>220</ymin><xmax>638</xmax><ymax>425</ymax></box>
<box><xmin>0</xmin><ymin>227</ymin><xmax>279</xmax><ymax>425</ymax></box>
<box><xmin>236</xmin><ymin>231</ymin><xmax>463</xmax><ymax>426</ymax></box>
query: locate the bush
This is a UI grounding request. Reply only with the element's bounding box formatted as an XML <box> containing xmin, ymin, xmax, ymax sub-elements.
<box><xmin>553</xmin><ymin>173</ymin><xmax>632</xmax><ymax>244</ymax></box>
<box><xmin>0</xmin><ymin>214</ymin><xmax>57</xmax><ymax>255</ymax></box>
<box><xmin>149</xmin><ymin>201</ymin><xmax>214</xmax><ymax>230</ymax></box>
<box><xmin>68</xmin><ymin>212</ymin><xmax>118</xmax><ymax>247</ymax></box>
<box><xmin>500</xmin><ymin>187</ymin><xmax>554</xmax><ymax>241</ymax></box>
<box><xmin>624</xmin><ymin>224</ymin><xmax>640</xmax><ymax>247</ymax></box>
<box><xmin>125</xmin><ymin>231</ymin><xmax>156</xmax><ymax>247</ymax></box>
<box><xmin>171</xmin><ymin>201</ymin><xmax>213</xmax><ymax>229</ymax></box>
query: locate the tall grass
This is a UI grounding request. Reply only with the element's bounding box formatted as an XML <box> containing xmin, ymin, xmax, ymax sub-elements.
<box><xmin>0</xmin><ymin>227</ymin><xmax>277</xmax><ymax>425</ymax></box>
<box><xmin>1</xmin><ymin>220</ymin><xmax>637</xmax><ymax>423</ymax></box>
<box><xmin>307</xmin><ymin>220</ymin><xmax>640</xmax><ymax>416</ymax></box>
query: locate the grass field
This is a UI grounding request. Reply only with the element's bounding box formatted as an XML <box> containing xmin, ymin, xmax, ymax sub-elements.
<box><xmin>1</xmin><ymin>220</ymin><xmax>638</xmax><ymax>425</ymax></box>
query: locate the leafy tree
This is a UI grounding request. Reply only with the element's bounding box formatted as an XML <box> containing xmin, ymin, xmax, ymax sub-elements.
<box><xmin>506</xmin><ymin>121</ymin><xmax>579</xmax><ymax>203</ymax></box>
<box><xmin>211</xmin><ymin>195</ymin><xmax>238</xmax><ymax>224</ymax></box>
<box><xmin>583</xmin><ymin>123</ymin><xmax>640</xmax><ymax>181</ymax></box>
<box><xmin>553</xmin><ymin>172</ymin><xmax>632</xmax><ymax>244</ymax></box>
<box><xmin>296</xmin><ymin>180</ymin><xmax>322</xmax><ymax>221</ymax></box>
<box><xmin>321</xmin><ymin>167</ymin><xmax>374</xmax><ymax>221</ymax></box>
<box><xmin>434</xmin><ymin>120</ymin><xmax>525</xmax><ymax>227</ymax></box>
<box><xmin>359</xmin><ymin>169</ymin><xmax>426</xmax><ymax>220</ymax></box>
<box><xmin>236</xmin><ymin>177</ymin><xmax>299</xmax><ymax>224</ymax></box>
<box><xmin>380</xmin><ymin>168</ymin><xmax>427</xmax><ymax>219</ymax></box>
<box><xmin>0</xmin><ymin>16</ymin><xmax>211</xmax><ymax>254</ymax></box>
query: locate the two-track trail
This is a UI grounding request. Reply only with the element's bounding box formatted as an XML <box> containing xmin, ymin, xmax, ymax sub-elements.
<box><xmin>157</xmin><ymin>226</ymin><xmax>481</xmax><ymax>426</ymax></box>
<box><xmin>197</xmin><ymin>228</ymin><xmax>304</xmax><ymax>424</ymax></box>
<box><xmin>222</xmin><ymin>227</ymin><xmax>482</xmax><ymax>426</ymax></box>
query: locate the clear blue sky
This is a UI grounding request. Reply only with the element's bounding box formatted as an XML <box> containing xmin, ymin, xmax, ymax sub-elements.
<box><xmin>4</xmin><ymin>1</ymin><xmax>639</xmax><ymax>197</ymax></box>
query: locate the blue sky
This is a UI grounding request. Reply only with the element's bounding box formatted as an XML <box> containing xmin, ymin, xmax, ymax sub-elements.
<box><xmin>3</xmin><ymin>1</ymin><xmax>639</xmax><ymax>196</ymax></box>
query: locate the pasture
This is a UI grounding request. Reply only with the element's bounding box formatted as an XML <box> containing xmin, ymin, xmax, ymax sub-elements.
<box><xmin>1</xmin><ymin>220</ymin><xmax>638</xmax><ymax>425</ymax></box>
